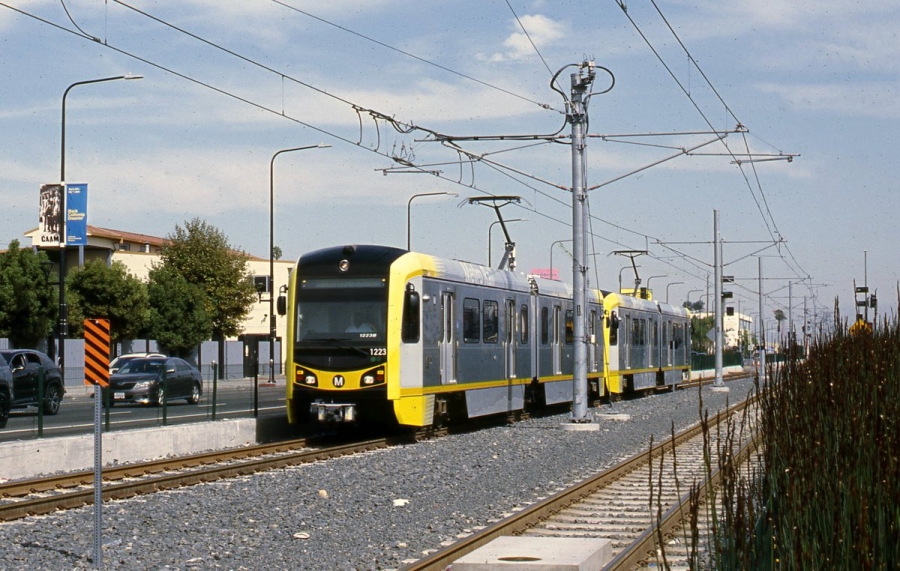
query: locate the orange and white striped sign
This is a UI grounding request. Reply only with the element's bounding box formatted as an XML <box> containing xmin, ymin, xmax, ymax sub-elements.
<box><xmin>84</xmin><ymin>318</ymin><xmax>110</xmax><ymax>387</ymax></box>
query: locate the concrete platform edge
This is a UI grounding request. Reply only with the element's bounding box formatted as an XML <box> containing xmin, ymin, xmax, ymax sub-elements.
<box><xmin>0</xmin><ymin>419</ymin><xmax>258</xmax><ymax>481</ymax></box>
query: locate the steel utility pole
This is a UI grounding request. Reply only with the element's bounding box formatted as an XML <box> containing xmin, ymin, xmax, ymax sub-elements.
<box><xmin>758</xmin><ymin>256</ymin><xmax>766</xmax><ymax>382</ymax></box>
<box><xmin>713</xmin><ymin>210</ymin><xmax>725</xmax><ymax>388</ymax></box>
<box><xmin>569</xmin><ymin>62</ymin><xmax>594</xmax><ymax>424</ymax></box>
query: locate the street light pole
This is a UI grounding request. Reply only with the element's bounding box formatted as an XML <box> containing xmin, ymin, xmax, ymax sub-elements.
<box><xmin>549</xmin><ymin>240</ymin><xmax>572</xmax><ymax>281</ymax></box>
<box><xmin>407</xmin><ymin>192</ymin><xmax>456</xmax><ymax>250</ymax></box>
<box><xmin>646</xmin><ymin>275</ymin><xmax>667</xmax><ymax>299</ymax></box>
<box><xmin>687</xmin><ymin>289</ymin><xmax>702</xmax><ymax>308</ymax></box>
<box><xmin>269</xmin><ymin>144</ymin><xmax>330</xmax><ymax>385</ymax></box>
<box><xmin>666</xmin><ymin>281</ymin><xmax>684</xmax><ymax>304</ymax></box>
<box><xmin>58</xmin><ymin>74</ymin><xmax>141</xmax><ymax>382</ymax></box>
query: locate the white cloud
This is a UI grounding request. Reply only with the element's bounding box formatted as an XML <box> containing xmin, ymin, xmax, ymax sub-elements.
<box><xmin>483</xmin><ymin>14</ymin><xmax>567</xmax><ymax>62</ymax></box>
<box><xmin>758</xmin><ymin>81</ymin><xmax>900</xmax><ymax>119</ymax></box>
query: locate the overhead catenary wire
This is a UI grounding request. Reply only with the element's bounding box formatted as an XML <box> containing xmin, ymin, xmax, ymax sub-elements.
<box><xmin>614</xmin><ymin>0</ymin><xmax>815</xmax><ymax>304</ymax></box>
<box><xmin>2</xmin><ymin>2</ymin><xmax>814</xmax><ymax>311</ymax></box>
<box><xmin>269</xmin><ymin>0</ymin><xmax>560</xmax><ymax>114</ymax></box>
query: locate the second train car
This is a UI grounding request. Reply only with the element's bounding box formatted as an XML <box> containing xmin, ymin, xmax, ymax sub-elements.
<box><xmin>281</xmin><ymin>245</ymin><xmax>691</xmax><ymax>427</ymax></box>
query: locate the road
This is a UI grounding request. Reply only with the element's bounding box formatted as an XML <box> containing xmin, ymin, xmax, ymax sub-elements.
<box><xmin>1</xmin><ymin>378</ymin><xmax>287</xmax><ymax>443</ymax></box>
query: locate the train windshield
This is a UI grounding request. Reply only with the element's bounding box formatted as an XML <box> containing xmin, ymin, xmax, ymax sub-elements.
<box><xmin>295</xmin><ymin>278</ymin><xmax>387</xmax><ymax>343</ymax></box>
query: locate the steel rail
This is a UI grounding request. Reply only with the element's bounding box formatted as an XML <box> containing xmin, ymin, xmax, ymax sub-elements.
<box><xmin>0</xmin><ymin>437</ymin><xmax>395</xmax><ymax>521</ymax></box>
<box><xmin>403</xmin><ymin>396</ymin><xmax>756</xmax><ymax>571</ymax></box>
<box><xmin>0</xmin><ymin>437</ymin><xmax>316</xmax><ymax>499</ymax></box>
<box><xmin>606</xmin><ymin>430</ymin><xmax>763</xmax><ymax>570</ymax></box>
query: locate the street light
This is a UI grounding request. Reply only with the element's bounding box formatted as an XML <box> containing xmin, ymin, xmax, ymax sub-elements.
<box><xmin>489</xmin><ymin>219</ymin><xmax>525</xmax><ymax>266</ymax></box>
<box><xmin>269</xmin><ymin>144</ymin><xmax>330</xmax><ymax>385</ymax></box>
<box><xmin>58</xmin><ymin>74</ymin><xmax>142</xmax><ymax>382</ymax></box>
<box><xmin>646</xmin><ymin>275</ymin><xmax>667</xmax><ymax>291</ymax></box>
<box><xmin>666</xmin><ymin>281</ymin><xmax>684</xmax><ymax>304</ymax></box>
<box><xmin>549</xmin><ymin>240</ymin><xmax>572</xmax><ymax>281</ymax></box>
<box><xmin>407</xmin><ymin>192</ymin><xmax>457</xmax><ymax>250</ymax></box>
<box><xmin>687</xmin><ymin>289</ymin><xmax>702</xmax><ymax>307</ymax></box>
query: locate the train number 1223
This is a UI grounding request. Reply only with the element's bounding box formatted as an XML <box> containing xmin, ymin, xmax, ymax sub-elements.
<box><xmin>370</xmin><ymin>348</ymin><xmax>387</xmax><ymax>356</ymax></box>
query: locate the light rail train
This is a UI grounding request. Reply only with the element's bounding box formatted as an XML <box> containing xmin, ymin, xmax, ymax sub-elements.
<box><xmin>281</xmin><ymin>245</ymin><xmax>691</xmax><ymax>427</ymax></box>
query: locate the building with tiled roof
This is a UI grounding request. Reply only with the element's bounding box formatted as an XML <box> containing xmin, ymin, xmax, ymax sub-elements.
<box><xmin>24</xmin><ymin>225</ymin><xmax>293</xmax><ymax>347</ymax></box>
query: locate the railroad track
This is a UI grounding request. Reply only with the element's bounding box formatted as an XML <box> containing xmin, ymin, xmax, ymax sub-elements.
<box><xmin>0</xmin><ymin>433</ymin><xmax>413</xmax><ymax>522</ymax></box>
<box><xmin>404</xmin><ymin>395</ymin><xmax>760</xmax><ymax>571</ymax></box>
<box><xmin>0</xmin><ymin>404</ymin><xmax>531</xmax><ymax>523</ymax></box>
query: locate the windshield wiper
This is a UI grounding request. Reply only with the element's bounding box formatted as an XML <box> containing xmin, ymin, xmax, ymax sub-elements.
<box><xmin>318</xmin><ymin>338</ymin><xmax>370</xmax><ymax>357</ymax></box>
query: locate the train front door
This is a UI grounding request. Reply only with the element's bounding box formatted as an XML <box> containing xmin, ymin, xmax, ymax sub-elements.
<box><xmin>440</xmin><ymin>291</ymin><xmax>457</xmax><ymax>384</ymax></box>
<box><xmin>552</xmin><ymin>305</ymin><xmax>562</xmax><ymax>375</ymax></box>
<box><xmin>505</xmin><ymin>299</ymin><xmax>516</xmax><ymax>379</ymax></box>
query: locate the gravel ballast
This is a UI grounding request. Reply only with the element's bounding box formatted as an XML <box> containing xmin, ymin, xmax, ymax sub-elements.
<box><xmin>0</xmin><ymin>378</ymin><xmax>757</xmax><ymax>570</ymax></box>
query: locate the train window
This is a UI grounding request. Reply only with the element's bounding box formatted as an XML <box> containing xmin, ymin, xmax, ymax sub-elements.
<box><xmin>541</xmin><ymin>307</ymin><xmax>549</xmax><ymax>345</ymax></box>
<box><xmin>463</xmin><ymin>298</ymin><xmax>480</xmax><ymax>343</ymax></box>
<box><xmin>674</xmin><ymin>323</ymin><xmax>684</xmax><ymax>349</ymax></box>
<box><xmin>651</xmin><ymin>319</ymin><xmax>658</xmax><ymax>347</ymax></box>
<box><xmin>401</xmin><ymin>290</ymin><xmax>420</xmax><ymax>343</ymax></box>
<box><xmin>520</xmin><ymin>305</ymin><xmax>529</xmax><ymax>344</ymax></box>
<box><xmin>632</xmin><ymin>318</ymin><xmax>646</xmax><ymax>346</ymax></box>
<box><xmin>565</xmin><ymin>309</ymin><xmax>574</xmax><ymax>344</ymax></box>
<box><xmin>483</xmin><ymin>300</ymin><xmax>499</xmax><ymax>343</ymax></box>
<box><xmin>608</xmin><ymin>312</ymin><xmax>619</xmax><ymax>346</ymax></box>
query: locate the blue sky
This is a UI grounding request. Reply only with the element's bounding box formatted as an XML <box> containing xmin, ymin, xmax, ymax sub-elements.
<box><xmin>2</xmin><ymin>0</ymin><xmax>898</xmax><ymax>332</ymax></box>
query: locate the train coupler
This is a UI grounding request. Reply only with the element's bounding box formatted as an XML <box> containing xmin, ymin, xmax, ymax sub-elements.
<box><xmin>310</xmin><ymin>401</ymin><xmax>357</xmax><ymax>423</ymax></box>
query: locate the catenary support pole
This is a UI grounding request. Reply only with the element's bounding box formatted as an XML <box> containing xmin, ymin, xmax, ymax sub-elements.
<box><xmin>758</xmin><ymin>256</ymin><xmax>766</xmax><ymax>382</ymax></box>
<box><xmin>713</xmin><ymin>210</ymin><xmax>725</xmax><ymax>387</ymax></box>
<box><xmin>569</xmin><ymin>64</ymin><xmax>593</xmax><ymax>423</ymax></box>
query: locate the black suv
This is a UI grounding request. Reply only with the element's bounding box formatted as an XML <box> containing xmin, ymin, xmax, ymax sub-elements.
<box><xmin>0</xmin><ymin>349</ymin><xmax>66</xmax><ymax>416</ymax></box>
<box><xmin>0</xmin><ymin>353</ymin><xmax>11</xmax><ymax>428</ymax></box>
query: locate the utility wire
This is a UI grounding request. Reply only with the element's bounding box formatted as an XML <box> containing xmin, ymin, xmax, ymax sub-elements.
<box><xmin>1</xmin><ymin>2</ymin><xmax>794</xmax><ymax>299</ymax></box>
<box><xmin>615</xmin><ymin>0</ymin><xmax>812</xmax><ymax>287</ymax></box>
<box><xmin>269</xmin><ymin>0</ymin><xmax>559</xmax><ymax>113</ymax></box>
<box><xmin>503</xmin><ymin>0</ymin><xmax>561</xmax><ymax>93</ymax></box>
<box><xmin>615</xmin><ymin>1</ymin><xmax>781</xmax><ymax>243</ymax></box>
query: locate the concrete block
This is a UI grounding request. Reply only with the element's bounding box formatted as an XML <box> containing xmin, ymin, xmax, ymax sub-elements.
<box><xmin>0</xmin><ymin>419</ymin><xmax>257</xmax><ymax>481</ymax></box>
<box><xmin>452</xmin><ymin>536</ymin><xmax>612</xmax><ymax>570</ymax></box>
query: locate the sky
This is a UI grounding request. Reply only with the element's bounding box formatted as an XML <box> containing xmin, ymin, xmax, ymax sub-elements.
<box><xmin>1</xmin><ymin>0</ymin><xmax>898</xmax><ymax>335</ymax></box>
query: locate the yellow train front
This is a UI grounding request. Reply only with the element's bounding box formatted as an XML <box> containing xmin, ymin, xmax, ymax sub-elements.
<box><xmin>284</xmin><ymin>245</ymin><xmax>398</xmax><ymax>424</ymax></box>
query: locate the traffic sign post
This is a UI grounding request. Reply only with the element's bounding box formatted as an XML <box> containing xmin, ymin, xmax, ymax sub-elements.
<box><xmin>84</xmin><ymin>318</ymin><xmax>109</xmax><ymax>569</ymax></box>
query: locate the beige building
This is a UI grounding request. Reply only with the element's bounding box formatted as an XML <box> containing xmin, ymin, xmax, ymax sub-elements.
<box><xmin>696</xmin><ymin>310</ymin><xmax>754</xmax><ymax>349</ymax></box>
<box><xmin>26</xmin><ymin>225</ymin><xmax>294</xmax><ymax>346</ymax></box>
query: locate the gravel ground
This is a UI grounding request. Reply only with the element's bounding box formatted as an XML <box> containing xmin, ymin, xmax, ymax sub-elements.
<box><xmin>0</xmin><ymin>377</ymin><xmax>757</xmax><ymax>570</ymax></box>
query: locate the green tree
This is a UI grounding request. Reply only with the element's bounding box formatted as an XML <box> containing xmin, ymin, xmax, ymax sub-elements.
<box><xmin>774</xmin><ymin>308</ymin><xmax>786</xmax><ymax>333</ymax></box>
<box><xmin>683</xmin><ymin>300</ymin><xmax>705</xmax><ymax>312</ymax></box>
<box><xmin>157</xmin><ymin>218</ymin><xmax>256</xmax><ymax>340</ymax></box>
<box><xmin>690</xmin><ymin>314</ymin><xmax>715</xmax><ymax>354</ymax></box>
<box><xmin>0</xmin><ymin>240</ymin><xmax>56</xmax><ymax>348</ymax></box>
<box><xmin>66</xmin><ymin>259</ymin><xmax>150</xmax><ymax>343</ymax></box>
<box><xmin>146</xmin><ymin>264</ymin><xmax>211</xmax><ymax>356</ymax></box>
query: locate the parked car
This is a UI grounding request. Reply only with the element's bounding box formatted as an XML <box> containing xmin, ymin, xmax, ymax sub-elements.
<box><xmin>109</xmin><ymin>352</ymin><xmax>166</xmax><ymax>375</ymax></box>
<box><xmin>0</xmin><ymin>353</ymin><xmax>12</xmax><ymax>428</ymax></box>
<box><xmin>0</xmin><ymin>349</ymin><xmax>65</xmax><ymax>416</ymax></box>
<box><xmin>105</xmin><ymin>356</ymin><xmax>202</xmax><ymax>406</ymax></box>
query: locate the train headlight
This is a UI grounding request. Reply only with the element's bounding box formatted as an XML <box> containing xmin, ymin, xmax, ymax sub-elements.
<box><xmin>361</xmin><ymin>367</ymin><xmax>385</xmax><ymax>386</ymax></box>
<box><xmin>295</xmin><ymin>367</ymin><xmax>318</xmax><ymax>387</ymax></box>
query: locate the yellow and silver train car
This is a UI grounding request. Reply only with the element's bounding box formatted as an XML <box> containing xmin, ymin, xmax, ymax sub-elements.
<box><xmin>282</xmin><ymin>245</ymin><xmax>689</xmax><ymax>427</ymax></box>
<box><xmin>600</xmin><ymin>292</ymin><xmax>692</xmax><ymax>394</ymax></box>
